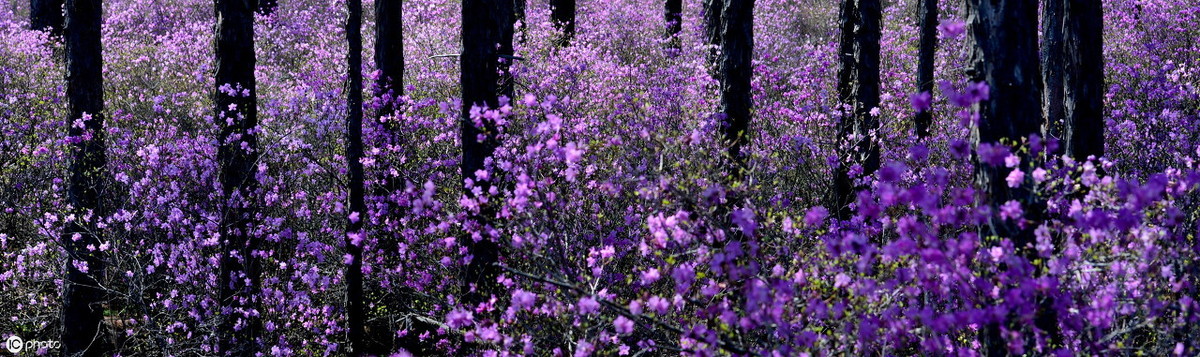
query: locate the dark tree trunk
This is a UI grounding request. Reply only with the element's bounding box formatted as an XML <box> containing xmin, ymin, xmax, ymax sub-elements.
<box><xmin>966</xmin><ymin>0</ymin><xmax>1058</xmax><ymax>352</ymax></box>
<box><xmin>30</xmin><ymin>0</ymin><xmax>63</xmax><ymax>36</ymax></box>
<box><xmin>914</xmin><ymin>0</ymin><xmax>937</xmax><ymax>139</ymax></box>
<box><xmin>344</xmin><ymin>0</ymin><xmax>366</xmax><ymax>354</ymax></box>
<box><xmin>1062</xmin><ymin>0</ymin><xmax>1104</xmax><ymax>161</ymax></box>
<box><xmin>460</xmin><ymin>0</ymin><xmax>510</xmax><ymax>307</ymax></box>
<box><xmin>368</xmin><ymin>2</ymin><xmax>410</xmax><ymax>353</ymax></box>
<box><xmin>703</xmin><ymin>0</ymin><xmax>724</xmax><ymax>76</ymax></box>
<box><xmin>1041</xmin><ymin>0</ymin><xmax>1065</xmax><ymax>146</ymax></box>
<box><xmin>374</xmin><ymin>0</ymin><xmax>404</xmax><ymax>118</ymax></box>
<box><xmin>834</xmin><ymin>0</ymin><xmax>856</xmax><ymax>107</ymax></box>
<box><xmin>215</xmin><ymin>0</ymin><xmax>260</xmax><ymax>354</ymax></box>
<box><xmin>61</xmin><ymin>0</ymin><xmax>111</xmax><ymax>355</ymax></box>
<box><xmin>832</xmin><ymin>0</ymin><xmax>880</xmax><ymax>219</ymax></box>
<box><xmin>550</xmin><ymin>0</ymin><xmax>575</xmax><ymax>45</ymax></box>
<box><xmin>664</xmin><ymin>0</ymin><xmax>682</xmax><ymax>51</ymax></box>
<box><xmin>719</xmin><ymin>0</ymin><xmax>752</xmax><ymax>170</ymax></box>
<box><xmin>257</xmin><ymin>0</ymin><xmax>276</xmax><ymax>15</ymax></box>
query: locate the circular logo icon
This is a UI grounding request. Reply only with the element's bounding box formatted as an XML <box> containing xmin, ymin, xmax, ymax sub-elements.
<box><xmin>4</xmin><ymin>335</ymin><xmax>22</xmax><ymax>354</ymax></box>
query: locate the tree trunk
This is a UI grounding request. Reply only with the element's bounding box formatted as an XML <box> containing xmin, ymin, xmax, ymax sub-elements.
<box><xmin>966</xmin><ymin>0</ymin><xmax>1058</xmax><ymax>352</ymax></box>
<box><xmin>1062</xmin><ymin>0</ymin><xmax>1104</xmax><ymax>161</ymax></box>
<box><xmin>550</xmin><ymin>0</ymin><xmax>575</xmax><ymax>45</ymax></box>
<box><xmin>832</xmin><ymin>0</ymin><xmax>880</xmax><ymax>219</ymax></box>
<box><xmin>703</xmin><ymin>0</ymin><xmax>724</xmax><ymax>76</ymax></box>
<box><xmin>664</xmin><ymin>0</ymin><xmax>682</xmax><ymax>51</ymax></box>
<box><xmin>375</xmin><ymin>0</ymin><xmax>404</xmax><ymax>118</ymax></box>
<box><xmin>31</xmin><ymin>0</ymin><xmax>63</xmax><ymax>36</ymax></box>
<box><xmin>215</xmin><ymin>0</ymin><xmax>260</xmax><ymax>354</ymax></box>
<box><xmin>914</xmin><ymin>0</ymin><xmax>937</xmax><ymax>139</ymax></box>
<box><xmin>61</xmin><ymin>0</ymin><xmax>111</xmax><ymax>355</ymax></box>
<box><xmin>344</xmin><ymin>0</ymin><xmax>366</xmax><ymax>353</ymax></box>
<box><xmin>257</xmin><ymin>0</ymin><xmax>276</xmax><ymax>15</ymax></box>
<box><xmin>460</xmin><ymin>0</ymin><xmax>510</xmax><ymax>307</ymax></box>
<box><xmin>1041</xmin><ymin>0</ymin><xmax>1065</xmax><ymax>147</ymax></box>
<box><xmin>719</xmin><ymin>0</ymin><xmax>752</xmax><ymax>171</ymax></box>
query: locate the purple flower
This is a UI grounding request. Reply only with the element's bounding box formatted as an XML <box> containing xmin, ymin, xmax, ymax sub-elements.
<box><xmin>834</xmin><ymin>273</ymin><xmax>851</xmax><ymax>288</ymax></box>
<box><xmin>613</xmin><ymin>315</ymin><xmax>634</xmax><ymax>335</ymax></box>
<box><xmin>731</xmin><ymin>208</ymin><xmax>757</xmax><ymax>237</ymax></box>
<box><xmin>938</xmin><ymin>19</ymin><xmax>966</xmax><ymax>39</ymax></box>
<box><xmin>646</xmin><ymin>295</ymin><xmax>670</xmax><ymax>314</ymax></box>
<box><xmin>909</xmin><ymin>91</ymin><xmax>932</xmax><ymax>112</ymax></box>
<box><xmin>446</xmin><ymin>308</ymin><xmax>474</xmax><ymax>329</ymax></box>
<box><xmin>966</xmin><ymin>81</ymin><xmax>990</xmax><ymax>102</ymax></box>
<box><xmin>803</xmin><ymin>206</ymin><xmax>828</xmax><ymax>227</ymax></box>
<box><xmin>512</xmin><ymin>289</ymin><xmax>536</xmax><ymax>310</ymax></box>
<box><xmin>577</xmin><ymin>296</ymin><xmax>601</xmax><ymax>315</ymax></box>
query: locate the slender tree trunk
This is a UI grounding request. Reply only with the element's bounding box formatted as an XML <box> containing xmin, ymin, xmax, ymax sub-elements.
<box><xmin>61</xmin><ymin>0</ymin><xmax>111</xmax><ymax>355</ymax></box>
<box><xmin>719</xmin><ymin>0</ymin><xmax>752</xmax><ymax>171</ymax></box>
<box><xmin>703</xmin><ymin>0</ymin><xmax>724</xmax><ymax>76</ymax></box>
<box><xmin>664</xmin><ymin>0</ymin><xmax>682</xmax><ymax>52</ymax></box>
<box><xmin>257</xmin><ymin>0</ymin><xmax>276</xmax><ymax>15</ymax></box>
<box><xmin>966</xmin><ymin>0</ymin><xmax>1057</xmax><ymax>352</ymax></box>
<box><xmin>914</xmin><ymin>0</ymin><xmax>937</xmax><ymax>139</ymax></box>
<box><xmin>30</xmin><ymin>0</ymin><xmax>63</xmax><ymax>36</ymax></box>
<box><xmin>375</xmin><ymin>0</ymin><xmax>404</xmax><ymax>118</ymax></box>
<box><xmin>550</xmin><ymin>0</ymin><xmax>575</xmax><ymax>45</ymax></box>
<box><xmin>215</xmin><ymin>0</ymin><xmax>260</xmax><ymax>354</ymax></box>
<box><xmin>368</xmin><ymin>2</ymin><xmax>410</xmax><ymax>353</ymax></box>
<box><xmin>832</xmin><ymin>0</ymin><xmax>879</xmax><ymax>219</ymax></box>
<box><xmin>344</xmin><ymin>0</ymin><xmax>366</xmax><ymax>353</ymax></box>
<box><xmin>460</xmin><ymin>0</ymin><xmax>510</xmax><ymax>307</ymax></box>
<box><xmin>1062</xmin><ymin>0</ymin><xmax>1104</xmax><ymax>161</ymax></box>
<box><xmin>1041</xmin><ymin>0</ymin><xmax>1065</xmax><ymax>146</ymax></box>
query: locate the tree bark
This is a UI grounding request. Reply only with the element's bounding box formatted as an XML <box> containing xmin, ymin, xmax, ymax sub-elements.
<box><xmin>966</xmin><ymin>0</ymin><xmax>1058</xmax><ymax>352</ymax></box>
<box><xmin>703</xmin><ymin>0</ymin><xmax>725</xmax><ymax>76</ymax></box>
<box><xmin>1062</xmin><ymin>0</ymin><xmax>1104</xmax><ymax>161</ymax></box>
<box><xmin>344</xmin><ymin>0</ymin><xmax>366</xmax><ymax>353</ymax></box>
<box><xmin>832</xmin><ymin>0</ymin><xmax>880</xmax><ymax>219</ymax></box>
<box><xmin>664</xmin><ymin>0</ymin><xmax>682</xmax><ymax>51</ymax></box>
<box><xmin>460</xmin><ymin>0</ymin><xmax>510</xmax><ymax>307</ymax></box>
<box><xmin>257</xmin><ymin>0</ymin><xmax>276</xmax><ymax>15</ymax></box>
<box><xmin>914</xmin><ymin>0</ymin><xmax>937</xmax><ymax>139</ymax></box>
<box><xmin>31</xmin><ymin>0</ymin><xmax>63</xmax><ymax>36</ymax></box>
<box><xmin>375</xmin><ymin>0</ymin><xmax>404</xmax><ymax>118</ymax></box>
<box><xmin>719</xmin><ymin>0</ymin><xmax>752</xmax><ymax>172</ymax></box>
<box><xmin>215</xmin><ymin>0</ymin><xmax>260</xmax><ymax>354</ymax></box>
<box><xmin>1041</xmin><ymin>0</ymin><xmax>1065</xmax><ymax>147</ymax></box>
<box><xmin>550</xmin><ymin>0</ymin><xmax>575</xmax><ymax>45</ymax></box>
<box><xmin>61</xmin><ymin>0</ymin><xmax>111</xmax><ymax>355</ymax></box>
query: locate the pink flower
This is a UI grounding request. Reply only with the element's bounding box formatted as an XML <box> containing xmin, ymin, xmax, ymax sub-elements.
<box><xmin>834</xmin><ymin>273</ymin><xmax>851</xmax><ymax>288</ymax></box>
<box><xmin>640</xmin><ymin>268</ymin><xmax>661</xmax><ymax>285</ymax></box>
<box><xmin>1006</xmin><ymin>169</ymin><xmax>1025</xmax><ymax>188</ymax></box>
<box><xmin>1000</xmin><ymin>200</ymin><xmax>1023</xmax><ymax>221</ymax></box>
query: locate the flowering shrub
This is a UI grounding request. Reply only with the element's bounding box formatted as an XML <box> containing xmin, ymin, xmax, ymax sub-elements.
<box><xmin>1</xmin><ymin>0</ymin><xmax>1198</xmax><ymax>355</ymax></box>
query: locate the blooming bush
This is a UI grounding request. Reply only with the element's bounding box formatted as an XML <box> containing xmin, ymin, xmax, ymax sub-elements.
<box><xmin>1</xmin><ymin>0</ymin><xmax>1198</xmax><ymax>355</ymax></box>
